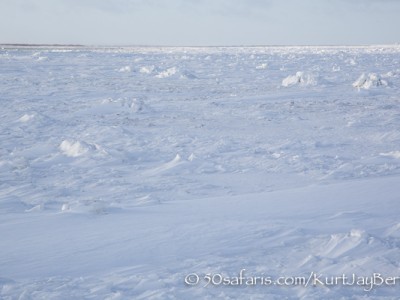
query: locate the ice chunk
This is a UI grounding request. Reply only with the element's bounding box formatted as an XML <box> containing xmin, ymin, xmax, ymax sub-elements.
<box><xmin>282</xmin><ymin>71</ymin><xmax>317</xmax><ymax>87</ymax></box>
<box><xmin>59</xmin><ymin>140</ymin><xmax>89</xmax><ymax>157</ymax></box>
<box><xmin>352</xmin><ymin>73</ymin><xmax>388</xmax><ymax>89</ymax></box>
<box><xmin>18</xmin><ymin>114</ymin><xmax>35</xmax><ymax>123</ymax></box>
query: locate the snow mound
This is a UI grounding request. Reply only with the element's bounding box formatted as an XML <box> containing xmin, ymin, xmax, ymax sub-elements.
<box><xmin>118</xmin><ymin>66</ymin><xmax>131</xmax><ymax>73</ymax></box>
<box><xmin>382</xmin><ymin>71</ymin><xmax>398</xmax><ymax>78</ymax></box>
<box><xmin>318</xmin><ymin>229</ymin><xmax>368</xmax><ymax>259</ymax></box>
<box><xmin>128</xmin><ymin>98</ymin><xmax>144</xmax><ymax>113</ymax></box>
<box><xmin>188</xmin><ymin>153</ymin><xmax>196</xmax><ymax>161</ymax></box>
<box><xmin>380</xmin><ymin>151</ymin><xmax>400</xmax><ymax>159</ymax></box>
<box><xmin>88</xmin><ymin>98</ymin><xmax>144</xmax><ymax>115</ymax></box>
<box><xmin>345</xmin><ymin>58</ymin><xmax>357</xmax><ymax>66</ymax></box>
<box><xmin>154</xmin><ymin>67</ymin><xmax>196</xmax><ymax>79</ymax></box>
<box><xmin>101</xmin><ymin>98</ymin><xmax>144</xmax><ymax>113</ymax></box>
<box><xmin>352</xmin><ymin>73</ymin><xmax>388</xmax><ymax>89</ymax></box>
<box><xmin>18</xmin><ymin>114</ymin><xmax>35</xmax><ymax>123</ymax></box>
<box><xmin>59</xmin><ymin>199</ymin><xmax>121</xmax><ymax>215</ymax></box>
<box><xmin>59</xmin><ymin>140</ymin><xmax>92</xmax><ymax>157</ymax></box>
<box><xmin>282</xmin><ymin>71</ymin><xmax>318</xmax><ymax>87</ymax></box>
<box><xmin>256</xmin><ymin>63</ymin><xmax>268</xmax><ymax>70</ymax></box>
<box><xmin>180</xmin><ymin>70</ymin><xmax>197</xmax><ymax>79</ymax></box>
<box><xmin>139</xmin><ymin>65</ymin><xmax>157</xmax><ymax>74</ymax></box>
<box><xmin>155</xmin><ymin>67</ymin><xmax>178</xmax><ymax>78</ymax></box>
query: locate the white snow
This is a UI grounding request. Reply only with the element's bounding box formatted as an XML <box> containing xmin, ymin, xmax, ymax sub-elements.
<box><xmin>118</xmin><ymin>66</ymin><xmax>131</xmax><ymax>73</ymax></box>
<box><xmin>18</xmin><ymin>114</ymin><xmax>35</xmax><ymax>123</ymax></box>
<box><xmin>282</xmin><ymin>71</ymin><xmax>318</xmax><ymax>87</ymax></box>
<box><xmin>380</xmin><ymin>151</ymin><xmax>400</xmax><ymax>159</ymax></box>
<box><xmin>1</xmin><ymin>45</ymin><xmax>400</xmax><ymax>299</ymax></box>
<box><xmin>155</xmin><ymin>66</ymin><xmax>178</xmax><ymax>78</ymax></box>
<box><xmin>352</xmin><ymin>73</ymin><xmax>388</xmax><ymax>89</ymax></box>
<box><xmin>59</xmin><ymin>140</ymin><xmax>89</xmax><ymax>157</ymax></box>
<box><xmin>139</xmin><ymin>65</ymin><xmax>156</xmax><ymax>74</ymax></box>
<box><xmin>256</xmin><ymin>63</ymin><xmax>268</xmax><ymax>69</ymax></box>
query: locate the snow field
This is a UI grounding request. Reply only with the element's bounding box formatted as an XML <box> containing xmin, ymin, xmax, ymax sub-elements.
<box><xmin>1</xmin><ymin>45</ymin><xmax>400</xmax><ymax>299</ymax></box>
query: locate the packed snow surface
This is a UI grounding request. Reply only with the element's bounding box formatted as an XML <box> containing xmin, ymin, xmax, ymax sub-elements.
<box><xmin>1</xmin><ymin>45</ymin><xmax>400</xmax><ymax>299</ymax></box>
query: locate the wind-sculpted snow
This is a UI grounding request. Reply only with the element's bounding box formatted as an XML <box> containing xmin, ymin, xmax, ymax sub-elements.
<box><xmin>1</xmin><ymin>45</ymin><xmax>400</xmax><ymax>299</ymax></box>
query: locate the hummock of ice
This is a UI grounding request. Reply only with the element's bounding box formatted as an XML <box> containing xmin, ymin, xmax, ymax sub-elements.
<box><xmin>18</xmin><ymin>114</ymin><xmax>35</xmax><ymax>123</ymax></box>
<box><xmin>118</xmin><ymin>66</ymin><xmax>131</xmax><ymax>73</ymax></box>
<box><xmin>352</xmin><ymin>73</ymin><xmax>388</xmax><ymax>89</ymax></box>
<box><xmin>139</xmin><ymin>65</ymin><xmax>156</xmax><ymax>74</ymax></box>
<box><xmin>155</xmin><ymin>67</ymin><xmax>178</xmax><ymax>78</ymax></box>
<box><xmin>282</xmin><ymin>71</ymin><xmax>317</xmax><ymax>87</ymax></box>
<box><xmin>59</xmin><ymin>140</ymin><xmax>90</xmax><ymax>157</ymax></box>
<box><xmin>154</xmin><ymin>67</ymin><xmax>197</xmax><ymax>79</ymax></box>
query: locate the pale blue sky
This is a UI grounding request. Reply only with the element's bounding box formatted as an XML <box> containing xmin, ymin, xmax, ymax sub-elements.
<box><xmin>1</xmin><ymin>0</ymin><xmax>399</xmax><ymax>45</ymax></box>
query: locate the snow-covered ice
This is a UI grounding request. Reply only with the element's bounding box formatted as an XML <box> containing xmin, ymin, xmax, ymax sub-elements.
<box><xmin>1</xmin><ymin>45</ymin><xmax>400</xmax><ymax>299</ymax></box>
<box><xmin>282</xmin><ymin>71</ymin><xmax>318</xmax><ymax>87</ymax></box>
<box><xmin>352</xmin><ymin>73</ymin><xmax>388</xmax><ymax>90</ymax></box>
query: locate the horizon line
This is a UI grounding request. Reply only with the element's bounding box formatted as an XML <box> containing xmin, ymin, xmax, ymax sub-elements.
<box><xmin>1</xmin><ymin>43</ymin><xmax>400</xmax><ymax>48</ymax></box>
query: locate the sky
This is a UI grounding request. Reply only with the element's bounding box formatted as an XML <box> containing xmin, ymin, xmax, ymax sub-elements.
<box><xmin>1</xmin><ymin>0</ymin><xmax>400</xmax><ymax>46</ymax></box>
